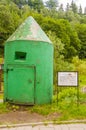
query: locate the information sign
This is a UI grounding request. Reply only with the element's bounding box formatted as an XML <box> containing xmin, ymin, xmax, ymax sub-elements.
<box><xmin>58</xmin><ymin>72</ymin><xmax>78</xmax><ymax>87</ymax></box>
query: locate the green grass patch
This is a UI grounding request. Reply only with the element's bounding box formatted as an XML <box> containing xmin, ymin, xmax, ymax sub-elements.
<box><xmin>0</xmin><ymin>103</ymin><xmax>9</xmax><ymax>114</ymax></box>
<box><xmin>0</xmin><ymin>93</ymin><xmax>3</xmax><ymax>99</ymax></box>
<box><xmin>79</xmin><ymin>74</ymin><xmax>86</xmax><ymax>87</ymax></box>
<box><xmin>30</xmin><ymin>103</ymin><xmax>60</xmax><ymax>116</ymax></box>
<box><xmin>0</xmin><ymin>58</ymin><xmax>3</xmax><ymax>64</ymax></box>
<box><xmin>28</xmin><ymin>73</ymin><xmax>86</xmax><ymax>121</ymax></box>
<box><xmin>29</xmin><ymin>99</ymin><xmax>86</xmax><ymax>121</ymax></box>
<box><xmin>0</xmin><ymin>72</ymin><xmax>85</xmax><ymax>122</ymax></box>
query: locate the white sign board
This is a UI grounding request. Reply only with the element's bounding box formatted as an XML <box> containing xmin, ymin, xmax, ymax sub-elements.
<box><xmin>58</xmin><ymin>72</ymin><xmax>78</xmax><ymax>86</ymax></box>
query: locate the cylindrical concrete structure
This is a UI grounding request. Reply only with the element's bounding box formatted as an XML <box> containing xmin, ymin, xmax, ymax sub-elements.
<box><xmin>4</xmin><ymin>16</ymin><xmax>53</xmax><ymax>105</ymax></box>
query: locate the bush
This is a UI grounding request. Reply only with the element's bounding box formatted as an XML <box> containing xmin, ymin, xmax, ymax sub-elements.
<box><xmin>72</xmin><ymin>56</ymin><xmax>86</xmax><ymax>74</ymax></box>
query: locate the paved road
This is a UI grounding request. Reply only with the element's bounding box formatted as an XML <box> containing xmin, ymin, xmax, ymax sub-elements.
<box><xmin>1</xmin><ymin>124</ymin><xmax>86</xmax><ymax>130</ymax></box>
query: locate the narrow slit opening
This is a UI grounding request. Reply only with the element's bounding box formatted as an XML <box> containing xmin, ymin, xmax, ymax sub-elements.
<box><xmin>15</xmin><ymin>52</ymin><xmax>26</xmax><ymax>60</ymax></box>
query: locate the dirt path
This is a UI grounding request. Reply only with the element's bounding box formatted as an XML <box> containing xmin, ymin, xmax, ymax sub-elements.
<box><xmin>0</xmin><ymin>111</ymin><xmax>60</xmax><ymax>124</ymax></box>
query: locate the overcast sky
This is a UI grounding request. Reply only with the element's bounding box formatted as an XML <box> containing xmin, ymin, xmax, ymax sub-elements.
<box><xmin>43</xmin><ymin>0</ymin><xmax>86</xmax><ymax>11</ymax></box>
<box><xmin>59</xmin><ymin>0</ymin><xmax>85</xmax><ymax>9</ymax></box>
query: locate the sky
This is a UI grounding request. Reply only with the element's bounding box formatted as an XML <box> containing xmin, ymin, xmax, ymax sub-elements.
<box><xmin>43</xmin><ymin>0</ymin><xmax>86</xmax><ymax>11</ymax></box>
<box><xmin>59</xmin><ymin>0</ymin><xmax>85</xmax><ymax>9</ymax></box>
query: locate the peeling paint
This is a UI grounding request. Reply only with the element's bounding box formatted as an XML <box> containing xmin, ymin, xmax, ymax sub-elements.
<box><xmin>7</xmin><ymin>16</ymin><xmax>52</xmax><ymax>44</ymax></box>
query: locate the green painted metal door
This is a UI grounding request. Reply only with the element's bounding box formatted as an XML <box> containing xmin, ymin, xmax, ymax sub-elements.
<box><xmin>7</xmin><ymin>65</ymin><xmax>35</xmax><ymax>105</ymax></box>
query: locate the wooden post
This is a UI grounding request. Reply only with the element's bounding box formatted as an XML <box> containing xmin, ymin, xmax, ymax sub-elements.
<box><xmin>0</xmin><ymin>64</ymin><xmax>3</xmax><ymax>91</ymax></box>
<box><xmin>0</xmin><ymin>69</ymin><xmax>1</xmax><ymax>91</ymax></box>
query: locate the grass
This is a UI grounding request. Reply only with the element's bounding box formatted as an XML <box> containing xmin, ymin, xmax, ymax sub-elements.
<box><xmin>0</xmin><ymin>82</ymin><xmax>4</xmax><ymax>99</ymax></box>
<box><xmin>0</xmin><ymin>73</ymin><xmax>85</xmax><ymax>122</ymax></box>
<box><xmin>79</xmin><ymin>74</ymin><xmax>86</xmax><ymax>87</ymax></box>
<box><xmin>0</xmin><ymin>103</ymin><xmax>9</xmax><ymax>114</ymax></box>
<box><xmin>0</xmin><ymin>58</ymin><xmax>3</xmax><ymax>64</ymax></box>
<box><xmin>28</xmin><ymin>73</ymin><xmax>86</xmax><ymax>121</ymax></box>
<box><xmin>29</xmin><ymin>98</ymin><xmax>86</xmax><ymax>121</ymax></box>
<box><xmin>0</xmin><ymin>93</ymin><xmax>3</xmax><ymax>99</ymax></box>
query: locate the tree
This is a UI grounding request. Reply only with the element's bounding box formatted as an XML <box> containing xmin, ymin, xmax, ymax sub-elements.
<box><xmin>84</xmin><ymin>7</ymin><xmax>86</xmax><ymax>15</ymax></box>
<box><xmin>66</xmin><ymin>3</ymin><xmax>70</xmax><ymax>12</ymax></box>
<box><xmin>36</xmin><ymin>16</ymin><xmax>80</xmax><ymax>59</ymax></box>
<box><xmin>0</xmin><ymin>4</ymin><xmax>14</xmax><ymax>35</ymax></box>
<box><xmin>33</xmin><ymin>0</ymin><xmax>44</xmax><ymax>12</ymax></box>
<box><xmin>58</xmin><ymin>4</ymin><xmax>64</xmax><ymax>12</ymax></box>
<box><xmin>41</xmin><ymin>7</ymin><xmax>58</xmax><ymax>18</ymax></box>
<box><xmin>65</xmin><ymin>10</ymin><xmax>74</xmax><ymax>21</ymax></box>
<box><xmin>75</xmin><ymin>24</ymin><xmax>86</xmax><ymax>59</ymax></box>
<box><xmin>27</xmin><ymin>0</ymin><xmax>33</xmax><ymax>8</ymax></box>
<box><xmin>28</xmin><ymin>0</ymin><xmax>44</xmax><ymax>12</ymax></box>
<box><xmin>0</xmin><ymin>3</ymin><xmax>14</xmax><ymax>55</ymax></box>
<box><xmin>45</xmin><ymin>0</ymin><xmax>58</xmax><ymax>10</ymax></box>
<box><xmin>78</xmin><ymin>5</ymin><xmax>82</xmax><ymax>15</ymax></box>
<box><xmin>58</xmin><ymin>4</ymin><xmax>65</xmax><ymax>19</ymax></box>
<box><xmin>12</xmin><ymin>0</ymin><xmax>27</xmax><ymax>8</ymax></box>
<box><xmin>70</xmin><ymin>0</ymin><xmax>78</xmax><ymax>14</ymax></box>
<box><xmin>0</xmin><ymin>0</ymin><xmax>21</xmax><ymax>55</ymax></box>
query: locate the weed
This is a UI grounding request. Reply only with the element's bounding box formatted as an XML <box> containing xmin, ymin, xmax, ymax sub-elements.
<box><xmin>0</xmin><ymin>94</ymin><xmax>3</xmax><ymax>99</ymax></box>
<box><xmin>32</xmin><ymin>124</ymin><xmax>37</xmax><ymax>127</ymax></box>
<box><xmin>0</xmin><ymin>66</ymin><xmax>85</xmax><ymax>122</ymax></box>
<box><xmin>43</xmin><ymin>121</ymin><xmax>48</xmax><ymax>126</ymax></box>
<box><xmin>0</xmin><ymin>103</ymin><xmax>9</xmax><ymax>113</ymax></box>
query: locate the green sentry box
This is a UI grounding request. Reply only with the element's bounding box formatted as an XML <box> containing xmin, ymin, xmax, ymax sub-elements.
<box><xmin>4</xmin><ymin>16</ymin><xmax>53</xmax><ymax>105</ymax></box>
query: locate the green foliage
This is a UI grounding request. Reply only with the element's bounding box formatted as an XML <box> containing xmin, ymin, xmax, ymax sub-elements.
<box><xmin>75</xmin><ymin>24</ymin><xmax>86</xmax><ymax>59</ymax></box>
<box><xmin>45</xmin><ymin>0</ymin><xmax>58</xmax><ymax>10</ymax></box>
<box><xmin>58</xmin><ymin>103</ymin><xmax>86</xmax><ymax>120</ymax></box>
<box><xmin>41</xmin><ymin>8</ymin><xmax>58</xmax><ymax>18</ymax></box>
<box><xmin>0</xmin><ymin>0</ymin><xmax>22</xmax><ymax>52</ymax></box>
<box><xmin>79</xmin><ymin>74</ymin><xmax>86</xmax><ymax>87</ymax></box>
<box><xmin>0</xmin><ymin>94</ymin><xmax>3</xmax><ymax>99</ymax></box>
<box><xmin>70</xmin><ymin>0</ymin><xmax>78</xmax><ymax>14</ymax></box>
<box><xmin>0</xmin><ymin>4</ymin><xmax>15</xmax><ymax>33</ymax></box>
<box><xmin>0</xmin><ymin>103</ymin><xmax>9</xmax><ymax>114</ymax></box>
<box><xmin>36</xmin><ymin>16</ymin><xmax>80</xmax><ymax>59</ymax></box>
<box><xmin>72</xmin><ymin>57</ymin><xmax>86</xmax><ymax>74</ymax></box>
<box><xmin>12</xmin><ymin>0</ymin><xmax>27</xmax><ymax>8</ymax></box>
<box><xmin>0</xmin><ymin>0</ymin><xmax>86</xmax><ymax>59</ymax></box>
<box><xmin>58</xmin><ymin>88</ymin><xmax>77</xmax><ymax>102</ymax></box>
<box><xmin>30</xmin><ymin>104</ymin><xmax>53</xmax><ymax>115</ymax></box>
<box><xmin>7</xmin><ymin>103</ymin><xmax>20</xmax><ymax>111</ymax></box>
<box><xmin>28</xmin><ymin>0</ymin><xmax>44</xmax><ymax>12</ymax></box>
<box><xmin>79</xmin><ymin>5</ymin><xmax>83</xmax><ymax>15</ymax></box>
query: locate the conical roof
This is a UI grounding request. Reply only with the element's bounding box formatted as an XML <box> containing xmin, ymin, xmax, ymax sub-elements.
<box><xmin>7</xmin><ymin>16</ymin><xmax>52</xmax><ymax>43</ymax></box>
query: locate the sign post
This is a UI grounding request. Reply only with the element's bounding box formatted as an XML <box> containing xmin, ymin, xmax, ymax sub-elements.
<box><xmin>0</xmin><ymin>64</ymin><xmax>2</xmax><ymax>91</ymax></box>
<box><xmin>57</xmin><ymin>71</ymin><xmax>79</xmax><ymax>106</ymax></box>
<box><xmin>0</xmin><ymin>64</ymin><xmax>3</xmax><ymax>92</ymax></box>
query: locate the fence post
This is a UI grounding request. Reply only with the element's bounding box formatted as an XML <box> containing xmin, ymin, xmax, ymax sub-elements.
<box><xmin>0</xmin><ymin>70</ymin><xmax>2</xmax><ymax>91</ymax></box>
